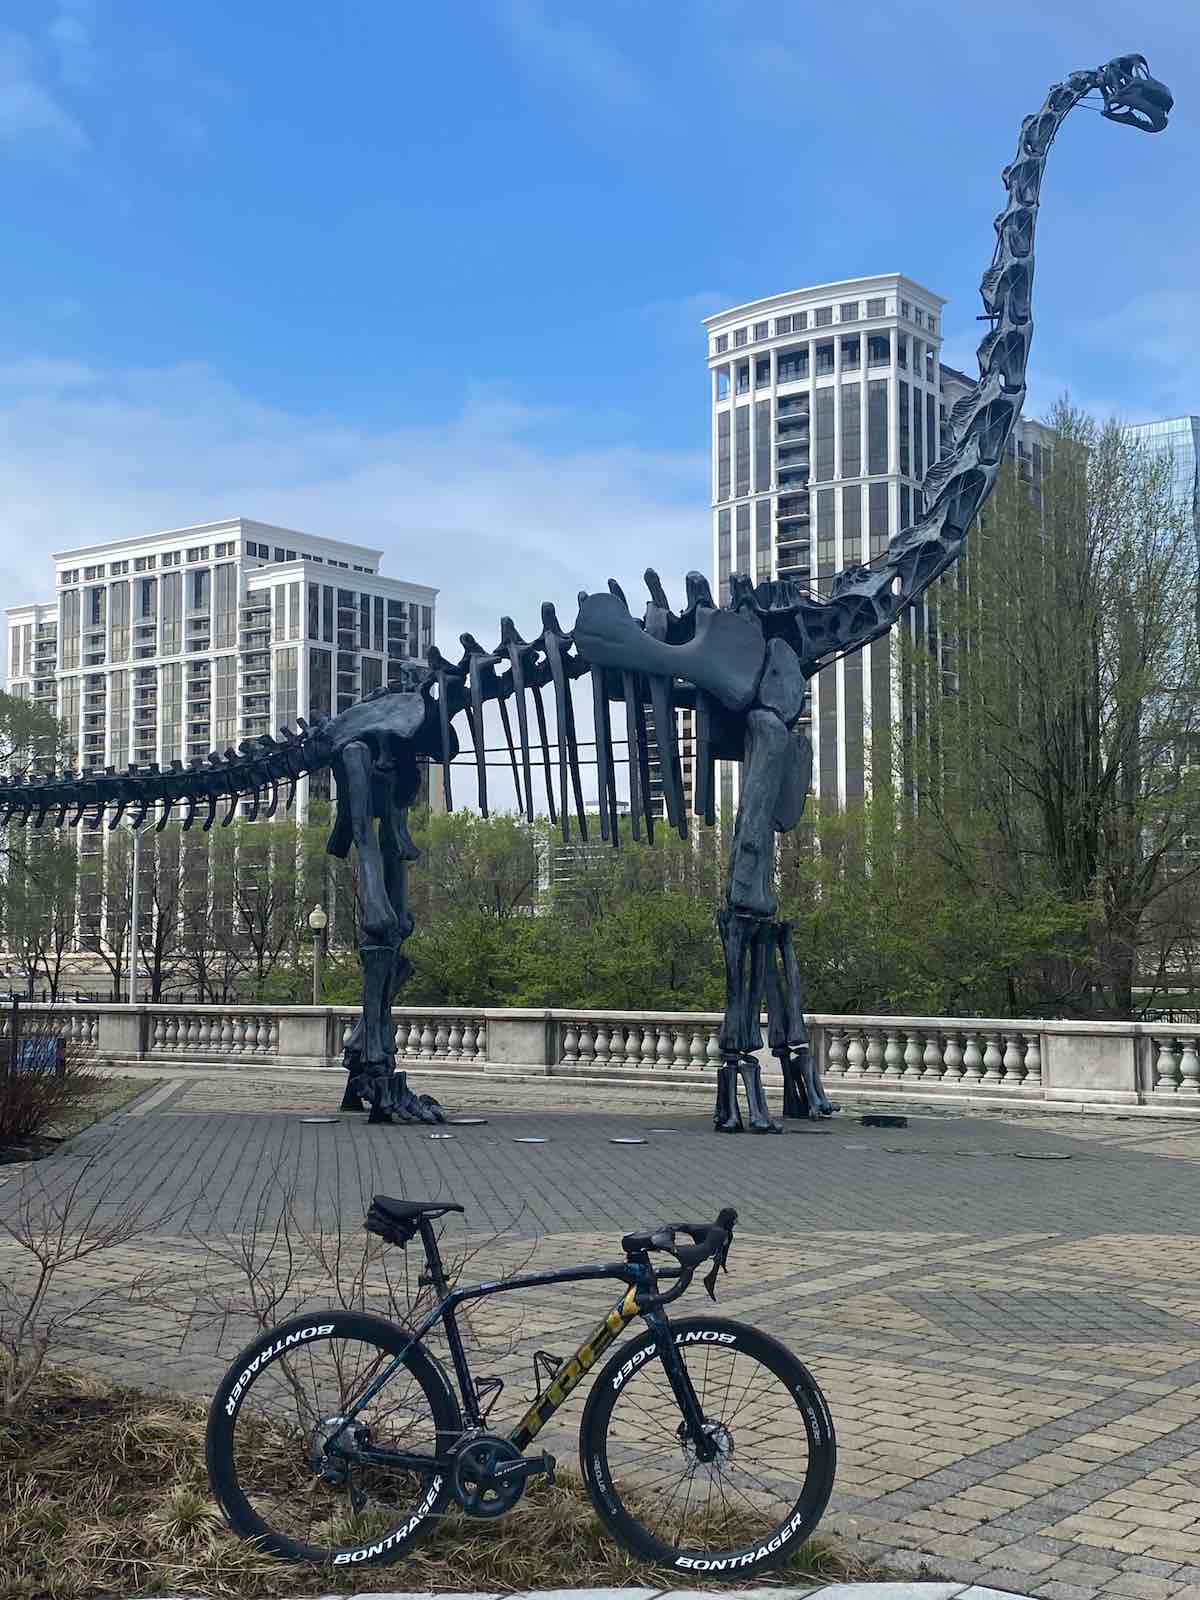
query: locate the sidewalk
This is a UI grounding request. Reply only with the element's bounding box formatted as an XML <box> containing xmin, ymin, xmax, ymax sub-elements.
<box><xmin>147</xmin><ymin>1584</ymin><xmax>1035</xmax><ymax>1599</ymax></box>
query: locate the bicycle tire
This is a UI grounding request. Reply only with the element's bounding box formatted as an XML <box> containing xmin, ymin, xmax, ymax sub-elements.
<box><xmin>580</xmin><ymin>1315</ymin><xmax>835</xmax><ymax>1579</ymax></box>
<box><xmin>206</xmin><ymin>1309</ymin><xmax>461</xmax><ymax>1567</ymax></box>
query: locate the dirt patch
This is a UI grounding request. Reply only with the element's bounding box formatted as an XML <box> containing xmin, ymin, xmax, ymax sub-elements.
<box><xmin>0</xmin><ymin>1366</ymin><xmax>881</xmax><ymax>1598</ymax></box>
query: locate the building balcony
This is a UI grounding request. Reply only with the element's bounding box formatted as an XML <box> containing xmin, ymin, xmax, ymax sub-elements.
<box><xmin>777</xmin><ymin>501</ymin><xmax>810</xmax><ymax>523</ymax></box>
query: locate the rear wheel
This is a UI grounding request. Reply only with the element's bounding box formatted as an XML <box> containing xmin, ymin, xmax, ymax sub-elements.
<box><xmin>580</xmin><ymin>1316</ymin><xmax>835</xmax><ymax>1578</ymax></box>
<box><xmin>206</xmin><ymin>1310</ymin><xmax>460</xmax><ymax>1567</ymax></box>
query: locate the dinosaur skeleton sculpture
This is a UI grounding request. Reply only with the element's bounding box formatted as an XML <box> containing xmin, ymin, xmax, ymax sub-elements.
<box><xmin>0</xmin><ymin>55</ymin><xmax>1171</xmax><ymax>1130</ymax></box>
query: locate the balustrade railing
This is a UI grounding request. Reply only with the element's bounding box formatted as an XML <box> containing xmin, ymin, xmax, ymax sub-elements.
<box><xmin>819</xmin><ymin>1020</ymin><xmax>1042</xmax><ymax>1093</ymax></box>
<box><xmin>553</xmin><ymin>1014</ymin><xmax>722</xmax><ymax>1073</ymax></box>
<box><xmin>148</xmin><ymin>1011</ymin><xmax>279</xmax><ymax>1059</ymax></box>
<box><xmin>0</xmin><ymin>1007</ymin><xmax>99</xmax><ymax>1053</ymax></box>
<box><xmin>336</xmin><ymin>1009</ymin><xmax>488</xmax><ymax>1066</ymax></box>
<box><xmin>1146</xmin><ymin>1032</ymin><xmax>1200</xmax><ymax>1096</ymax></box>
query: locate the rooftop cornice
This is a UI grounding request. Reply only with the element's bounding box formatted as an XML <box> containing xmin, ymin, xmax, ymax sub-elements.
<box><xmin>51</xmin><ymin>517</ymin><xmax>385</xmax><ymax>564</ymax></box>
<box><xmin>702</xmin><ymin>274</ymin><xmax>947</xmax><ymax>330</ymax></box>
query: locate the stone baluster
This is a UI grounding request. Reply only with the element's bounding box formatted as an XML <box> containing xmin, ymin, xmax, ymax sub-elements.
<box><xmin>200</xmin><ymin>1017</ymin><xmax>215</xmax><ymax>1054</ymax></box>
<box><xmin>1002</xmin><ymin>1032</ymin><xmax>1025</xmax><ymax>1087</ymax></box>
<box><xmin>187</xmin><ymin>1016</ymin><xmax>201</xmax><ymax>1050</ymax></box>
<box><xmin>447</xmin><ymin>1020</ymin><xmax>463</xmax><ymax>1060</ymax></box>
<box><xmin>459</xmin><ymin>1020</ymin><xmax>475</xmax><ymax>1061</ymax></box>
<box><xmin>706</xmin><ymin>1029</ymin><xmax>722</xmax><ymax>1069</ymax></box>
<box><xmin>577</xmin><ymin>1023</ymin><xmax>595</xmax><ymax>1065</ymax></box>
<box><xmin>961</xmin><ymin>1032</ymin><xmax>983</xmax><ymax>1085</ymax></box>
<box><xmin>638</xmin><ymin>1026</ymin><xmax>655</xmax><ymax>1070</ymax></box>
<box><xmin>863</xmin><ymin>1029</ymin><xmax>883</xmax><ymax>1079</ymax></box>
<box><xmin>902</xmin><ymin>1032</ymin><xmax>923</xmax><ymax>1081</ymax></box>
<box><xmin>655</xmin><ymin>1026</ymin><xmax>672</xmax><ymax>1069</ymax></box>
<box><xmin>1023</xmin><ymin>1033</ymin><xmax>1043</xmax><ymax>1089</ymax></box>
<box><xmin>559</xmin><ymin>1022</ymin><xmax>577</xmax><ymax>1066</ymax></box>
<box><xmin>845</xmin><ymin>1031</ymin><xmax>865</xmax><ymax>1079</ymax></box>
<box><xmin>942</xmin><ymin>1031</ymin><xmax>963</xmax><ymax>1083</ymax></box>
<box><xmin>1154</xmin><ymin>1036</ymin><xmax>1180</xmax><ymax>1094</ymax></box>
<box><xmin>620</xmin><ymin>1024</ymin><xmax>639</xmax><ymax>1068</ymax></box>
<box><xmin>922</xmin><ymin>1032</ymin><xmax>944</xmax><ymax>1081</ymax></box>
<box><xmin>220</xmin><ymin>1016</ymin><xmax>234</xmax><ymax>1054</ymax></box>
<box><xmin>231</xmin><ymin>1017</ymin><xmax>246</xmax><ymax>1056</ymax></box>
<box><xmin>474</xmin><ymin>1018</ymin><xmax>487</xmax><ymax>1062</ymax></box>
<box><xmin>1179</xmin><ymin>1038</ymin><xmax>1200</xmax><ymax>1096</ymax></box>
<box><xmin>883</xmin><ymin>1030</ymin><xmax>903</xmax><ymax>1080</ymax></box>
<box><xmin>982</xmin><ymin>1032</ymin><xmax>1004</xmax><ymax>1084</ymax></box>
<box><xmin>152</xmin><ymin>1016</ymin><xmax>166</xmax><ymax>1052</ymax></box>
<box><xmin>608</xmin><ymin>1024</ymin><xmax>625</xmax><ymax>1067</ymax></box>
<box><xmin>267</xmin><ymin>1018</ymin><xmax>278</xmax><ymax>1055</ymax></box>
<box><xmin>689</xmin><ymin>1027</ymin><xmax>706</xmax><ymax>1069</ymax></box>
<box><xmin>162</xmin><ymin>1015</ymin><xmax>177</xmax><ymax>1051</ymax></box>
<box><xmin>415</xmin><ymin>1020</ymin><xmax>431</xmax><ymax>1059</ymax></box>
<box><xmin>826</xmin><ymin>1029</ymin><xmax>846</xmax><ymax>1079</ymax></box>
<box><xmin>594</xmin><ymin>1024</ymin><xmax>611</xmax><ymax>1068</ymax></box>
<box><xmin>433</xmin><ymin>1021</ymin><xmax>449</xmax><ymax>1060</ymax></box>
<box><xmin>672</xmin><ymin>1029</ymin><xmax>689</xmax><ymax>1070</ymax></box>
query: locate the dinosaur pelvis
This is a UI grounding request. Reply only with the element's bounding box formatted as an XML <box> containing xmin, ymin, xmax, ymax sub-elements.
<box><xmin>573</xmin><ymin>592</ymin><xmax>766</xmax><ymax>714</ymax></box>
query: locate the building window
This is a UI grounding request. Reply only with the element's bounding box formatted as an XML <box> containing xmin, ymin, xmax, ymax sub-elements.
<box><xmin>752</xmin><ymin>321</ymin><xmax>769</xmax><ymax>340</ymax></box>
<box><xmin>869</xmin><ymin>482</ymin><xmax>889</xmax><ymax>556</ymax></box>
<box><xmin>322</xmin><ymin>585</ymin><xmax>334</xmax><ymax>643</ymax></box>
<box><xmin>134</xmin><ymin>555</ymin><xmax>156</xmax><ymax>572</ymax></box>
<box><xmin>813</xmin><ymin>389</ymin><xmax>835</xmax><ymax>482</ymax></box>
<box><xmin>839</xmin><ymin>301</ymin><xmax>859</xmax><ymax>322</ymax></box>
<box><xmin>843</xmin><ymin>484</ymin><xmax>862</xmax><ymax>562</ymax></box>
<box><xmin>735</xmin><ymin>405</ymin><xmax>751</xmax><ymax>497</ymax></box>
<box><xmin>110</xmin><ymin>670</ymin><xmax>129</xmax><ymax>770</ymax></box>
<box><xmin>867</xmin><ymin>333</ymin><xmax>890</xmax><ymax>367</ymax></box>
<box><xmin>85</xmin><ymin>565</ymin><xmax>103</xmax><ymax>580</ymax></box>
<box><xmin>777</xmin><ymin>346</ymin><xmax>808</xmax><ymax>383</ymax></box>
<box><xmin>736</xmin><ymin>502</ymin><xmax>751</xmax><ymax>574</ymax></box>
<box><xmin>900</xmin><ymin>484</ymin><xmax>912</xmax><ymax>530</ymax></box>
<box><xmin>754</xmin><ymin>400</ymin><xmax>771</xmax><ymax>492</ymax></box>
<box><xmin>755</xmin><ymin>357</ymin><xmax>770</xmax><ymax>387</ymax></box>
<box><xmin>896</xmin><ymin>334</ymin><xmax>908</xmax><ymax>370</ymax></box>
<box><xmin>715</xmin><ymin>367</ymin><xmax>730</xmax><ymax>401</ymax></box>
<box><xmin>87</xmin><ymin>586</ymin><xmax>106</xmax><ymax>628</ymax></box>
<box><xmin>912</xmin><ymin>336</ymin><xmax>923</xmax><ymax>375</ymax></box>
<box><xmin>309</xmin><ymin>648</ymin><xmax>332</xmax><ymax>721</ymax></box>
<box><xmin>714</xmin><ymin>334</ymin><xmax>728</xmax><ymax>353</ymax></box>
<box><xmin>926</xmin><ymin>392</ymin><xmax>937</xmax><ymax>471</ymax></box>
<box><xmin>899</xmin><ymin>380</ymin><xmax>911</xmax><ymax>475</ymax></box>
<box><xmin>213</xmin><ymin>656</ymin><xmax>237</xmax><ymax>747</ymax></box>
<box><xmin>185</xmin><ymin>545</ymin><xmax>210</xmax><ymax>563</ymax></box>
<box><xmin>276</xmin><ymin>646</ymin><xmax>298</xmax><ymax>727</ymax></box>
<box><xmin>373</xmin><ymin>595</ymin><xmax>384</xmax><ymax>652</ymax></box>
<box><xmin>900</xmin><ymin>299</ymin><xmax>911</xmax><ymax>319</ymax></box>
<box><xmin>925</xmin><ymin>345</ymin><xmax>935</xmax><ymax>383</ymax></box>
<box><xmin>111</xmin><ymin>560</ymin><xmax>129</xmax><ymax>576</ymax></box>
<box><xmin>735</xmin><ymin>362</ymin><xmax>750</xmax><ymax>395</ymax></box>
<box><xmin>840</xmin><ymin>382</ymin><xmax>861</xmax><ymax>476</ymax></box>
<box><xmin>775</xmin><ymin>315</ymin><xmax>791</xmax><ymax>335</ymax></box>
<box><xmin>733</xmin><ymin>327</ymin><xmax>747</xmax><ymax>348</ymax></box>
<box><xmin>914</xmin><ymin>308</ymin><xmax>924</xmax><ymax>328</ymax></box>
<box><xmin>840</xmin><ymin>335</ymin><xmax>860</xmax><ymax>371</ymax></box>
<box><xmin>362</xmin><ymin>656</ymin><xmax>382</xmax><ymax>696</ymax></box>
<box><xmin>927</xmin><ymin>316</ymin><xmax>937</xmax><ymax>336</ymax></box>
<box><xmin>816</xmin><ymin>488</ymin><xmax>835</xmax><ymax>572</ymax></box>
<box><xmin>914</xmin><ymin>384</ymin><xmax>924</xmax><ymax>480</ymax></box>
<box><xmin>60</xmin><ymin>568</ymin><xmax>79</xmax><ymax>584</ymax></box>
<box><xmin>815</xmin><ymin>340</ymin><xmax>834</xmax><ymax>376</ymax></box>
<box><xmin>110</xmin><ymin>580</ymin><xmax>130</xmax><ymax>663</ymax></box>
<box><xmin>717</xmin><ymin>411</ymin><xmax>731</xmax><ymax>500</ymax></box>
<box><xmin>814</xmin><ymin>306</ymin><xmax>833</xmax><ymax>327</ymax></box>
<box><xmin>162</xmin><ymin>550</ymin><xmax>181</xmax><ymax>566</ymax></box>
<box><xmin>161</xmin><ymin>571</ymin><xmax>182</xmax><ymax>654</ymax></box>
<box><xmin>755</xmin><ymin>498</ymin><xmax>772</xmax><ymax>581</ymax></box>
<box><xmin>213</xmin><ymin>563</ymin><xmax>237</xmax><ymax>649</ymax></box>
<box><xmin>717</xmin><ymin>509</ymin><xmax>731</xmax><ymax>603</ymax></box>
<box><xmin>867</xmin><ymin>380</ymin><xmax>888</xmax><ymax>474</ymax></box>
<box><xmin>189</xmin><ymin>569</ymin><xmax>210</xmax><ymax>612</ymax></box>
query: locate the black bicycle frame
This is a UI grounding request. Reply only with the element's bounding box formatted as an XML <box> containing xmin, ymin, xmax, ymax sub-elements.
<box><xmin>324</xmin><ymin>1224</ymin><xmax>709</xmax><ymax>1470</ymax></box>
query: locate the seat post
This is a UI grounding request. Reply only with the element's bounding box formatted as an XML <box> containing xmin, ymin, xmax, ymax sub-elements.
<box><xmin>418</xmin><ymin>1217</ymin><xmax>451</xmax><ymax>1296</ymax></box>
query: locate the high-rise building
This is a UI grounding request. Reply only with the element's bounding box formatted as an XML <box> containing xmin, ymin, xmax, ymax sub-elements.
<box><xmin>6</xmin><ymin>516</ymin><xmax>437</xmax><ymax>809</ymax></box>
<box><xmin>5</xmin><ymin>518</ymin><xmax>437</xmax><ymax>961</ymax></box>
<box><xmin>1122</xmin><ymin>416</ymin><xmax>1200</xmax><ymax>546</ymax></box>
<box><xmin>704</xmin><ymin>278</ymin><xmax>1055</xmax><ymax>813</ymax></box>
<box><xmin>705</xmin><ymin>275</ymin><xmax>946</xmax><ymax>808</ymax></box>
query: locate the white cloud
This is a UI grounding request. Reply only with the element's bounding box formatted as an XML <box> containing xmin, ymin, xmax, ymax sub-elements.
<box><xmin>0</xmin><ymin>356</ymin><xmax>709</xmax><ymax>813</ymax></box>
<box><xmin>0</xmin><ymin>26</ymin><xmax>88</xmax><ymax>156</ymax></box>
<box><xmin>49</xmin><ymin>1</ymin><xmax>96</xmax><ymax>88</ymax></box>
<box><xmin>0</xmin><ymin>353</ymin><xmax>707</xmax><ymax>647</ymax></box>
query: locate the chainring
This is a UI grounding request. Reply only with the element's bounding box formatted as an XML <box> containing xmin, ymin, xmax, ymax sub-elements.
<box><xmin>451</xmin><ymin>1433</ymin><xmax>529</xmax><ymax>1518</ymax></box>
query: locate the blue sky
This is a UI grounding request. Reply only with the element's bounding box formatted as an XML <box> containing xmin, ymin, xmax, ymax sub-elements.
<box><xmin>1</xmin><ymin>0</ymin><xmax>1197</xmax><ymax>653</ymax></box>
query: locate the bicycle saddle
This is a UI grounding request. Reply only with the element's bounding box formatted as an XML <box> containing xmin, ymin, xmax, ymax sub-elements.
<box><xmin>372</xmin><ymin>1196</ymin><xmax>465</xmax><ymax>1223</ymax></box>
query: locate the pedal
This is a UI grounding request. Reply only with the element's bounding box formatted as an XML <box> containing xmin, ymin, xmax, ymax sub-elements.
<box><xmin>524</xmin><ymin>1450</ymin><xmax>556</xmax><ymax>1484</ymax></box>
<box><xmin>533</xmin><ymin>1350</ymin><xmax>564</xmax><ymax>1399</ymax></box>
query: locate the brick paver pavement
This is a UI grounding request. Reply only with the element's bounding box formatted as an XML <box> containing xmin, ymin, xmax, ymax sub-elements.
<box><xmin>7</xmin><ymin>1062</ymin><xmax>1200</xmax><ymax>1600</ymax></box>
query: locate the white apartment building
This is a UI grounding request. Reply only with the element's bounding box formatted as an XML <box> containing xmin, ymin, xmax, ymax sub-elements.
<box><xmin>6</xmin><ymin>518</ymin><xmax>437</xmax><ymax>950</ymax></box>
<box><xmin>704</xmin><ymin>274</ymin><xmax>1050</xmax><ymax>810</ymax></box>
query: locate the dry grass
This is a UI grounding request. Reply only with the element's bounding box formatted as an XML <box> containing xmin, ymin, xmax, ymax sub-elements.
<box><xmin>0</xmin><ymin>1366</ymin><xmax>883</xmax><ymax>1597</ymax></box>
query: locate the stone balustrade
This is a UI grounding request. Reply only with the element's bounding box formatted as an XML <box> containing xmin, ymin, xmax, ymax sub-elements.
<box><xmin>4</xmin><ymin>999</ymin><xmax>1200</xmax><ymax>1115</ymax></box>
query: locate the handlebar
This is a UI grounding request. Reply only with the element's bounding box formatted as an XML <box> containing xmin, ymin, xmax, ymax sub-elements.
<box><xmin>621</xmin><ymin>1206</ymin><xmax>738</xmax><ymax>1304</ymax></box>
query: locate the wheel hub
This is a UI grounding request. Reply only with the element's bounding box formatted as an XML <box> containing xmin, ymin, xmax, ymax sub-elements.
<box><xmin>679</xmin><ymin>1419</ymin><xmax>734</xmax><ymax>1467</ymax></box>
<box><xmin>310</xmin><ymin>1414</ymin><xmax>367</xmax><ymax>1485</ymax></box>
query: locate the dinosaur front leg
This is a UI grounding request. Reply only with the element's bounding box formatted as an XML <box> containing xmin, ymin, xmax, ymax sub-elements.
<box><xmin>337</xmin><ymin>741</ymin><xmax>403</xmax><ymax>1123</ymax></box>
<box><xmin>378</xmin><ymin>792</ymin><xmax>445</xmax><ymax>1126</ymax></box>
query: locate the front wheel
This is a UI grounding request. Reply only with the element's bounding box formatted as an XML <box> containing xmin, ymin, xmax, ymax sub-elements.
<box><xmin>580</xmin><ymin>1316</ymin><xmax>835</xmax><ymax>1579</ymax></box>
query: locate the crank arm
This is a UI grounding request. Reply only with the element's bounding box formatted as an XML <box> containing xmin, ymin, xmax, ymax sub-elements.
<box><xmin>492</xmin><ymin>1450</ymin><xmax>556</xmax><ymax>1487</ymax></box>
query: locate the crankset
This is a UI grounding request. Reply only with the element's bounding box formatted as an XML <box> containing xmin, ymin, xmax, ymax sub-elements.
<box><xmin>451</xmin><ymin>1434</ymin><xmax>555</xmax><ymax>1518</ymax></box>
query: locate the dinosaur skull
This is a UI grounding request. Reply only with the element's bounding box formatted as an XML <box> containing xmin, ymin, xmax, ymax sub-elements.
<box><xmin>1099</xmin><ymin>54</ymin><xmax>1171</xmax><ymax>133</ymax></box>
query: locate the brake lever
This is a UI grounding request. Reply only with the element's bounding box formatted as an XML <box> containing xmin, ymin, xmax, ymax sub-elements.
<box><xmin>701</xmin><ymin>1232</ymin><xmax>734</xmax><ymax>1302</ymax></box>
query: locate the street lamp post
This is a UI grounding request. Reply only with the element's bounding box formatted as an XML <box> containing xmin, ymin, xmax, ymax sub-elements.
<box><xmin>308</xmin><ymin>905</ymin><xmax>328</xmax><ymax>1006</ymax></box>
<box><xmin>127</xmin><ymin>821</ymin><xmax>142</xmax><ymax>1006</ymax></box>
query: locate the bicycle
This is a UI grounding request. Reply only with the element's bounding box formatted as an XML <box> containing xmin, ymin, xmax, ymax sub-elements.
<box><xmin>205</xmin><ymin>1195</ymin><xmax>837</xmax><ymax>1577</ymax></box>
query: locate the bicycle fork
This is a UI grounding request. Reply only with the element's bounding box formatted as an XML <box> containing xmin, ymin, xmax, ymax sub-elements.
<box><xmin>643</xmin><ymin>1306</ymin><xmax>719</xmax><ymax>1463</ymax></box>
